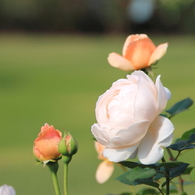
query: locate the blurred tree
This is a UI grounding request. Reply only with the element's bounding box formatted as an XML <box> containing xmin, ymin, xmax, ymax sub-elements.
<box><xmin>0</xmin><ymin>0</ymin><xmax>195</xmax><ymax>34</ymax></box>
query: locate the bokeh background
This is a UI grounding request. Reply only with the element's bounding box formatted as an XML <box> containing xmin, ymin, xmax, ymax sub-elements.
<box><xmin>0</xmin><ymin>0</ymin><xmax>195</xmax><ymax>194</ymax></box>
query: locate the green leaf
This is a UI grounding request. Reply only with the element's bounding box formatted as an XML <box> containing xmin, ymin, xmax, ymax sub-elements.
<box><xmin>159</xmin><ymin>113</ymin><xmax>168</xmax><ymax>118</ymax></box>
<box><xmin>190</xmin><ymin>168</ymin><xmax>195</xmax><ymax>182</ymax></box>
<box><xmin>115</xmin><ymin>167</ymin><xmax>159</xmax><ymax>188</ymax></box>
<box><xmin>181</xmin><ymin>128</ymin><xmax>195</xmax><ymax>140</ymax></box>
<box><xmin>166</xmin><ymin>98</ymin><xmax>193</xmax><ymax>117</ymax></box>
<box><xmin>169</xmin><ymin>162</ymin><xmax>189</xmax><ymax>179</ymax></box>
<box><xmin>168</xmin><ymin>140</ymin><xmax>188</xmax><ymax>151</ymax></box>
<box><xmin>119</xmin><ymin>161</ymin><xmax>156</xmax><ymax>169</ymax></box>
<box><xmin>186</xmin><ymin>133</ymin><xmax>195</xmax><ymax>144</ymax></box>
<box><xmin>157</xmin><ymin>161</ymin><xmax>183</xmax><ymax>168</ymax></box>
<box><xmin>169</xmin><ymin>132</ymin><xmax>195</xmax><ymax>151</ymax></box>
<box><xmin>168</xmin><ymin>140</ymin><xmax>195</xmax><ymax>151</ymax></box>
<box><xmin>180</xmin><ymin>193</ymin><xmax>188</xmax><ymax>195</ymax></box>
<box><xmin>158</xmin><ymin>162</ymin><xmax>189</xmax><ymax>187</ymax></box>
<box><xmin>125</xmin><ymin>167</ymin><xmax>156</xmax><ymax>181</ymax></box>
<box><xmin>137</xmin><ymin>180</ymin><xmax>159</xmax><ymax>188</ymax></box>
<box><xmin>183</xmin><ymin>167</ymin><xmax>194</xmax><ymax>174</ymax></box>
<box><xmin>115</xmin><ymin>170</ymin><xmax>134</xmax><ymax>186</ymax></box>
<box><xmin>153</xmin><ymin>172</ymin><xmax>165</xmax><ymax>180</ymax></box>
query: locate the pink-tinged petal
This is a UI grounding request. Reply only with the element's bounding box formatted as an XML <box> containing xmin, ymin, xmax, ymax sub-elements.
<box><xmin>109</xmin><ymin>121</ymin><xmax>150</xmax><ymax>148</ymax></box>
<box><xmin>149</xmin><ymin>43</ymin><xmax>168</xmax><ymax>65</ymax></box>
<box><xmin>122</xmin><ymin>34</ymin><xmax>148</xmax><ymax>56</ymax></box>
<box><xmin>91</xmin><ymin>124</ymin><xmax>109</xmax><ymax>146</ymax></box>
<box><xmin>107</xmin><ymin>52</ymin><xmax>135</xmax><ymax>71</ymax></box>
<box><xmin>95</xmin><ymin>160</ymin><xmax>114</xmax><ymax>183</ymax></box>
<box><xmin>95</xmin><ymin>78</ymin><xmax>131</xmax><ymax>124</ymax></box>
<box><xmin>131</xmin><ymin>71</ymin><xmax>155</xmax><ymax>89</ymax></box>
<box><xmin>138</xmin><ymin>116</ymin><xmax>174</xmax><ymax>164</ymax></box>
<box><xmin>95</xmin><ymin>141</ymin><xmax>107</xmax><ymax>160</ymax></box>
<box><xmin>155</xmin><ymin>75</ymin><xmax>167</xmax><ymax>114</ymax></box>
<box><xmin>131</xmin><ymin>70</ymin><xmax>154</xmax><ymax>85</ymax></box>
<box><xmin>103</xmin><ymin>144</ymin><xmax>139</xmax><ymax>162</ymax></box>
<box><xmin>130</xmin><ymin>72</ymin><xmax>157</xmax><ymax>121</ymax></box>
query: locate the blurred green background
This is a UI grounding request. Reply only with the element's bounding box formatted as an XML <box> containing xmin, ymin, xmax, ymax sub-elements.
<box><xmin>0</xmin><ymin>0</ymin><xmax>195</xmax><ymax>194</ymax></box>
<box><xmin>0</xmin><ymin>34</ymin><xmax>195</xmax><ymax>195</ymax></box>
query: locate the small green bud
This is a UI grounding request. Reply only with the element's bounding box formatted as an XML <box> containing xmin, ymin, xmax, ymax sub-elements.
<box><xmin>58</xmin><ymin>132</ymin><xmax>78</xmax><ymax>156</ymax></box>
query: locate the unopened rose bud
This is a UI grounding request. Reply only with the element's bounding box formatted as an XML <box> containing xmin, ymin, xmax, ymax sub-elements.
<box><xmin>58</xmin><ymin>132</ymin><xmax>78</xmax><ymax>156</ymax></box>
<box><xmin>33</xmin><ymin>123</ymin><xmax>62</xmax><ymax>164</ymax></box>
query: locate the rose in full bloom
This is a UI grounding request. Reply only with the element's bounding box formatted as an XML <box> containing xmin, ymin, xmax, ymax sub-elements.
<box><xmin>0</xmin><ymin>184</ymin><xmax>16</xmax><ymax>195</ymax></box>
<box><xmin>91</xmin><ymin>71</ymin><xmax>174</xmax><ymax>164</ymax></box>
<box><xmin>107</xmin><ymin>34</ymin><xmax>168</xmax><ymax>71</ymax></box>
<box><xmin>95</xmin><ymin>141</ymin><xmax>114</xmax><ymax>183</ymax></box>
<box><xmin>33</xmin><ymin>123</ymin><xmax>62</xmax><ymax>163</ymax></box>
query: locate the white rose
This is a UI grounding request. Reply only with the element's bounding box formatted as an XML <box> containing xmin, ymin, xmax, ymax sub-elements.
<box><xmin>0</xmin><ymin>184</ymin><xmax>16</xmax><ymax>195</ymax></box>
<box><xmin>91</xmin><ymin>71</ymin><xmax>174</xmax><ymax>165</ymax></box>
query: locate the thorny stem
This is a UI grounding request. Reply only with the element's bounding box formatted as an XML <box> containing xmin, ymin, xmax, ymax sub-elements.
<box><xmin>165</xmin><ymin>171</ymin><xmax>170</xmax><ymax>195</ymax></box>
<box><xmin>166</xmin><ymin>148</ymin><xmax>184</xmax><ymax>194</ymax></box>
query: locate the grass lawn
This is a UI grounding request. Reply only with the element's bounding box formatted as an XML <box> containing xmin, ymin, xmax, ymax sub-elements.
<box><xmin>0</xmin><ymin>33</ymin><xmax>194</xmax><ymax>195</ymax></box>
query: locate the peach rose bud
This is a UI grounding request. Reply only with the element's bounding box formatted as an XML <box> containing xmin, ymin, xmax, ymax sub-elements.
<box><xmin>58</xmin><ymin>132</ymin><xmax>78</xmax><ymax>156</ymax></box>
<box><xmin>107</xmin><ymin>34</ymin><xmax>168</xmax><ymax>71</ymax></box>
<box><xmin>33</xmin><ymin>123</ymin><xmax>62</xmax><ymax>164</ymax></box>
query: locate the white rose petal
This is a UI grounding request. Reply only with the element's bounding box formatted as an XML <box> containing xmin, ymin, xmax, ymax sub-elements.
<box><xmin>91</xmin><ymin>70</ymin><xmax>174</xmax><ymax>164</ymax></box>
<box><xmin>0</xmin><ymin>185</ymin><xmax>16</xmax><ymax>195</ymax></box>
<box><xmin>138</xmin><ymin>116</ymin><xmax>174</xmax><ymax>164</ymax></box>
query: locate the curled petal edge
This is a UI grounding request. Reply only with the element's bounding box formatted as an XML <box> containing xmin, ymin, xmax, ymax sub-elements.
<box><xmin>107</xmin><ymin>52</ymin><xmax>135</xmax><ymax>71</ymax></box>
<box><xmin>149</xmin><ymin>43</ymin><xmax>168</xmax><ymax>66</ymax></box>
<box><xmin>138</xmin><ymin>116</ymin><xmax>174</xmax><ymax>165</ymax></box>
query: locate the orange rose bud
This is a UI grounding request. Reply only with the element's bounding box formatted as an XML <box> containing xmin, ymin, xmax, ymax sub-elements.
<box><xmin>33</xmin><ymin>123</ymin><xmax>62</xmax><ymax>163</ymax></box>
<box><xmin>107</xmin><ymin>34</ymin><xmax>168</xmax><ymax>71</ymax></box>
<box><xmin>58</xmin><ymin>132</ymin><xmax>78</xmax><ymax>156</ymax></box>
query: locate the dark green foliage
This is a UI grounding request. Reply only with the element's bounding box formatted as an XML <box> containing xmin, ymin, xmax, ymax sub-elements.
<box><xmin>166</xmin><ymin>98</ymin><xmax>193</xmax><ymax>118</ymax></box>
<box><xmin>116</xmin><ymin>161</ymin><xmax>189</xmax><ymax>191</ymax></box>
<box><xmin>168</xmin><ymin>133</ymin><xmax>195</xmax><ymax>151</ymax></box>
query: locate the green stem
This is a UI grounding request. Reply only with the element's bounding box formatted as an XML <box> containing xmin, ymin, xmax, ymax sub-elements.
<box><xmin>165</xmin><ymin>171</ymin><xmax>170</xmax><ymax>195</ymax></box>
<box><xmin>166</xmin><ymin>148</ymin><xmax>174</xmax><ymax>161</ymax></box>
<box><xmin>166</xmin><ymin>149</ymin><xmax>184</xmax><ymax>193</ymax></box>
<box><xmin>157</xmin><ymin>187</ymin><xmax>165</xmax><ymax>195</ymax></box>
<box><xmin>161</xmin><ymin>156</ymin><xmax>166</xmax><ymax>163</ymax></box>
<box><xmin>62</xmin><ymin>155</ymin><xmax>72</xmax><ymax>195</ymax></box>
<box><xmin>174</xmin><ymin>151</ymin><xmax>181</xmax><ymax>161</ymax></box>
<box><xmin>47</xmin><ymin>161</ymin><xmax>61</xmax><ymax>195</ymax></box>
<box><xmin>178</xmin><ymin>176</ymin><xmax>184</xmax><ymax>193</ymax></box>
<box><xmin>64</xmin><ymin>162</ymin><xmax>69</xmax><ymax>195</ymax></box>
<box><xmin>162</xmin><ymin>155</ymin><xmax>170</xmax><ymax>195</ymax></box>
